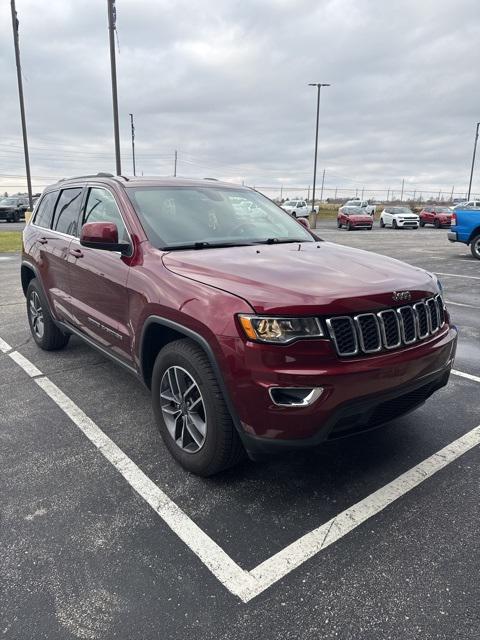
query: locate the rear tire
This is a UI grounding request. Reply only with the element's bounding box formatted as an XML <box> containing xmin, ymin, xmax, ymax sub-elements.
<box><xmin>434</xmin><ymin>219</ymin><xmax>440</xmax><ymax>229</ymax></box>
<box><xmin>420</xmin><ymin>220</ymin><xmax>425</xmax><ymax>227</ymax></box>
<box><xmin>151</xmin><ymin>339</ymin><xmax>245</xmax><ymax>476</ymax></box>
<box><xmin>26</xmin><ymin>279</ymin><xmax>70</xmax><ymax>351</ymax></box>
<box><xmin>471</xmin><ymin>234</ymin><xmax>480</xmax><ymax>260</ymax></box>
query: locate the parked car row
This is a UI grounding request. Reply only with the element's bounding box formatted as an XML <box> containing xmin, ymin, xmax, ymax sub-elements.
<box><xmin>336</xmin><ymin>205</ymin><xmax>454</xmax><ymax>231</ymax></box>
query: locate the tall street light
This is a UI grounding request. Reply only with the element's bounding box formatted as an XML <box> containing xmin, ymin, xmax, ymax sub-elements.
<box><xmin>467</xmin><ymin>122</ymin><xmax>479</xmax><ymax>201</ymax></box>
<box><xmin>10</xmin><ymin>0</ymin><xmax>33</xmax><ymax>211</ymax></box>
<box><xmin>107</xmin><ymin>0</ymin><xmax>121</xmax><ymax>175</ymax></box>
<box><xmin>129</xmin><ymin>113</ymin><xmax>136</xmax><ymax>176</ymax></box>
<box><xmin>308</xmin><ymin>83</ymin><xmax>330</xmax><ymax>216</ymax></box>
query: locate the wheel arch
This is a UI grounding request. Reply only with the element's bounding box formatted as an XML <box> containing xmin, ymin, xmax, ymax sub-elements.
<box><xmin>21</xmin><ymin>261</ymin><xmax>39</xmax><ymax>297</ymax></box>
<box><xmin>139</xmin><ymin>316</ymin><xmax>245</xmax><ymax>437</ymax></box>
<box><xmin>467</xmin><ymin>226</ymin><xmax>480</xmax><ymax>244</ymax></box>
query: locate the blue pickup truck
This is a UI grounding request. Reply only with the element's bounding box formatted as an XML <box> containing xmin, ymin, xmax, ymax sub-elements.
<box><xmin>448</xmin><ymin>206</ymin><xmax>480</xmax><ymax>260</ymax></box>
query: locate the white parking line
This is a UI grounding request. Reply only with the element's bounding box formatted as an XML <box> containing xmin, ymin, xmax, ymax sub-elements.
<box><xmin>452</xmin><ymin>369</ymin><xmax>480</xmax><ymax>385</ymax></box>
<box><xmin>445</xmin><ymin>300</ymin><xmax>480</xmax><ymax>309</ymax></box>
<box><xmin>2</xmin><ymin>335</ymin><xmax>480</xmax><ymax>603</ymax></box>
<box><xmin>436</xmin><ymin>272</ymin><xmax>480</xmax><ymax>281</ymax></box>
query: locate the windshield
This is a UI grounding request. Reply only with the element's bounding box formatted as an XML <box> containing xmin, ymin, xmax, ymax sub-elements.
<box><xmin>434</xmin><ymin>207</ymin><xmax>451</xmax><ymax>213</ymax></box>
<box><xmin>343</xmin><ymin>207</ymin><xmax>363</xmax><ymax>215</ymax></box>
<box><xmin>126</xmin><ymin>187</ymin><xmax>314</xmax><ymax>249</ymax></box>
<box><xmin>345</xmin><ymin>201</ymin><xmax>361</xmax><ymax>206</ymax></box>
<box><xmin>392</xmin><ymin>207</ymin><xmax>413</xmax><ymax>214</ymax></box>
<box><xmin>0</xmin><ymin>198</ymin><xmax>17</xmax><ymax>205</ymax></box>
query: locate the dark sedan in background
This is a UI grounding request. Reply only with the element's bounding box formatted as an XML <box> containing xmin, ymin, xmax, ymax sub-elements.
<box><xmin>0</xmin><ymin>196</ymin><xmax>29</xmax><ymax>222</ymax></box>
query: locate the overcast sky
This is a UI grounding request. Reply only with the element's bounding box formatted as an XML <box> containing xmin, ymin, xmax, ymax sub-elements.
<box><xmin>1</xmin><ymin>0</ymin><xmax>479</xmax><ymax>200</ymax></box>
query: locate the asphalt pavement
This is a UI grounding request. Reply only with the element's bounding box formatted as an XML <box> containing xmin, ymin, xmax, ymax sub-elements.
<box><xmin>0</xmin><ymin>223</ymin><xmax>479</xmax><ymax>640</ymax></box>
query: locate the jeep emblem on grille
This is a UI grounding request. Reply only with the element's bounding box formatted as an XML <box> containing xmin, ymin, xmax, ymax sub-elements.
<box><xmin>392</xmin><ymin>290</ymin><xmax>411</xmax><ymax>302</ymax></box>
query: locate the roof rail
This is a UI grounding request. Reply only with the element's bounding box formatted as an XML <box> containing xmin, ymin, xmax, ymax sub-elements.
<box><xmin>203</xmin><ymin>177</ymin><xmax>218</xmax><ymax>181</ymax></box>
<box><xmin>57</xmin><ymin>172</ymin><xmax>115</xmax><ymax>183</ymax></box>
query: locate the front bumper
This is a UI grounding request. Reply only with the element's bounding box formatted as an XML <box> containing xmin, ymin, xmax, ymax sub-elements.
<box><xmin>448</xmin><ymin>231</ymin><xmax>457</xmax><ymax>242</ymax></box>
<box><xmin>395</xmin><ymin>219</ymin><xmax>419</xmax><ymax>228</ymax></box>
<box><xmin>219</xmin><ymin>326</ymin><xmax>457</xmax><ymax>456</ymax></box>
<box><xmin>0</xmin><ymin>209</ymin><xmax>15</xmax><ymax>220</ymax></box>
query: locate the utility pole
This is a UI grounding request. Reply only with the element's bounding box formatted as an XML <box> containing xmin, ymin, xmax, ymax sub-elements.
<box><xmin>400</xmin><ymin>179</ymin><xmax>405</xmax><ymax>202</ymax></box>
<box><xmin>307</xmin><ymin>185</ymin><xmax>310</xmax><ymax>201</ymax></box>
<box><xmin>450</xmin><ymin>185</ymin><xmax>454</xmax><ymax>202</ymax></box>
<box><xmin>174</xmin><ymin>150</ymin><xmax>177</xmax><ymax>177</ymax></box>
<box><xmin>387</xmin><ymin>187</ymin><xmax>390</xmax><ymax>201</ymax></box>
<box><xmin>361</xmin><ymin>186</ymin><xmax>364</xmax><ymax>200</ymax></box>
<box><xmin>438</xmin><ymin>190</ymin><xmax>442</xmax><ymax>202</ymax></box>
<box><xmin>319</xmin><ymin>169</ymin><xmax>325</xmax><ymax>204</ymax></box>
<box><xmin>129</xmin><ymin>113</ymin><xmax>136</xmax><ymax>176</ymax></box>
<box><xmin>280</xmin><ymin>184</ymin><xmax>283</xmax><ymax>200</ymax></box>
<box><xmin>334</xmin><ymin>187</ymin><xmax>337</xmax><ymax>200</ymax></box>
<box><xmin>107</xmin><ymin>0</ymin><xmax>121</xmax><ymax>175</ymax></box>
<box><xmin>10</xmin><ymin>0</ymin><xmax>33</xmax><ymax>211</ymax></box>
<box><xmin>467</xmin><ymin>122</ymin><xmax>479</xmax><ymax>200</ymax></box>
<box><xmin>308</xmin><ymin>83</ymin><xmax>330</xmax><ymax>217</ymax></box>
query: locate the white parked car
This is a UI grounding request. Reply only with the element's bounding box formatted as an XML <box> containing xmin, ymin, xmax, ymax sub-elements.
<box><xmin>340</xmin><ymin>199</ymin><xmax>376</xmax><ymax>216</ymax></box>
<box><xmin>282</xmin><ymin>200</ymin><xmax>309</xmax><ymax>218</ymax></box>
<box><xmin>453</xmin><ymin>200</ymin><xmax>480</xmax><ymax>211</ymax></box>
<box><xmin>380</xmin><ymin>206</ymin><xmax>419</xmax><ymax>229</ymax></box>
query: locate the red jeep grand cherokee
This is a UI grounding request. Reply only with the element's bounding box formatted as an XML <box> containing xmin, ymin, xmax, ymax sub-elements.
<box><xmin>22</xmin><ymin>174</ymin><xmax>457</xmax><ymax>475</ymax></box>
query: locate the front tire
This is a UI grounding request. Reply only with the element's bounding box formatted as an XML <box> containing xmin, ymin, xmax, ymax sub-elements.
<box><xmin>471</xmin><ymin>234</ymin><xmax>480</xmax><ymax>260</ymax></box>
<box><xmin>393</xmin><ymin>220</ymin><xmax>398</xmax><ymax>229</ymax></box>
<box><xmin>347</xmin><ymin>222</ymin><xmax>353</xmax><ymax>231</ymax></box>
<box><xmin>151</xmin><ymin>339</ymin><xmax>244</xmax><ymax>476</ymax></box>
<box><xmin>337</xmin><ymin>220</ymin><xmax>342</xmax><ymax>228</ymax></box>
<box><xmin>420</xmin><ymin>220</ymin><xmax>425</xmax><ymax>227</ymax></box>
<box><xmin>380</xmin><ymin>218</ymin><xmax>385</xmax><ymax>228</ymax></box>
<box><xmin>434</xmin><ymin>219</ymin><xmax>440</xmax><ymax>229</ymax></box>
<box><xmin>26</xmin><ymin>279</ymin><xmax>70</xmax><ymax>350</ymax></box>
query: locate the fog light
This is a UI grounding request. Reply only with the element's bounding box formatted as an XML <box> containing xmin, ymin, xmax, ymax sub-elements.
<box><xmin>269</xmin><ymin>387</ymin><xmax>323</xmax><ymax>407</ymax></box>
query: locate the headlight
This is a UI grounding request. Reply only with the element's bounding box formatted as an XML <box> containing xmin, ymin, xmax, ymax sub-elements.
<box><xmin>238</xmin><ymin>315</ymin><xmax>324</xmax><ymax>344</ymax></box>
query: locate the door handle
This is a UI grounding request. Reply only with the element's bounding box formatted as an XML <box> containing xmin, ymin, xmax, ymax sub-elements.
<box><xmin>38</xmin><ymin>237</ymin><xmax>48</xmax><ymax>245</ymax></box>
<box><xmin>69</xmin><ymin>248</ymin><xmax>84</xmax><ymax>258</ymax></box>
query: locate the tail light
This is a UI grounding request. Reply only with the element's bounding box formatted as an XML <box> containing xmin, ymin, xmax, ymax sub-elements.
<box><xmin>451</xmin><ymin>213</ymin><xmax>456</xmax><ymax>225</ymax></box>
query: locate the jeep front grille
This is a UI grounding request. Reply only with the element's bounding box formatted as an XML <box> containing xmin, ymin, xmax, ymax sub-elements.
<box><xmin>326</xmin><ymin>295</ymin><xmax>446</xmax><ymax>357</ymax></box>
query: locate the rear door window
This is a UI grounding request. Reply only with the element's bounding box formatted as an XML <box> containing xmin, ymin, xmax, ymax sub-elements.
<box><xmin>33</xmin><ymin>191</ymin><xmax>58</xmax><ymax>229</ymax></box>
<box><xmin>53</xmin><ymin>188</ymin><xmax>83</xmax><ymax>236</ymax></box>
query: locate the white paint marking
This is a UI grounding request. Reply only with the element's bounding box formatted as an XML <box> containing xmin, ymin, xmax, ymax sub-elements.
<box><xmin>3</xmin><ymin>337</ymin><xmax>480</xmax><ymax>602</ymax></box>
<box><xmin>436</xmin><ymin>272</ymin><xmax>480</xmax><ymax>281</ymax></box>
<box><xmin>9</xmin><ymin>350</ymin><xmax>43</xmax><ymax>378</ymax></box>
<box><xmin>445</xmin><ymin>299</ymin><xmax>480</xmax><ymax>310</ymax></box>
<box><xmin>452</xmin><ymin>369</ymin><xmax>480</xmax><ymax>385</ymax></box>
<box><xmin>34</xmin><ymin>376</ymin><xmax>257</xmax><ymax>601</ymax></box>
<box><xmin>0</xmin><ymin>336</ymin><xmax>12</xmax><ymax>353</ymax></box>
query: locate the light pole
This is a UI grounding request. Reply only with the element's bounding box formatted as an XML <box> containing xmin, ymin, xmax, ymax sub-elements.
<box><xmin>308</xmin><ymin>83</ymin><xmax>330</xmax><ymax>221</ymax></box>
<box><xmin>107</xmin><ymin>0</ymin><xmax>121</xmax><ymax>175</ymax></box>
<box><xmin>129</xmin><ymin>113</ymin><xmax>136</xmax><ymax>176</ymax></box>
<box><xmin>467</xmin><ymin>122</ymin><xmax>479</xmax><ymax>201</ymax></box>
<box><xmin>10</xmin><ymin>0</ymin><xmax>33</xmax><ymax>211</ymax></box>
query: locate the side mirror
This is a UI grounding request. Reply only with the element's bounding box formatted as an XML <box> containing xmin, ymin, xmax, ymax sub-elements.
<box><xmin>297</xmin><ymin>217</ymin><xmax>311</xmax><ymax>229</ymax></box>
<box><xmin>80</xmin><ymin>222</ymin><xmax>130</xmax><ymax>252</ymax></box>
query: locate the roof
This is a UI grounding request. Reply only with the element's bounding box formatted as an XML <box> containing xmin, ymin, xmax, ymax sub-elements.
<box><xmin>47</xmin><ymin>173</ymin><xmax>247</xmax><ymax>191</ymax></box>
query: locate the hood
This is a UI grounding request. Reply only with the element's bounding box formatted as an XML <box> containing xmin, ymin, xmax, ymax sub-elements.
<box><xmin>392</xmin><ymin>213</ymin><xmax>418</xmax><ymax>219</ymax></box>
<box><xmin>348</xmin><ymin>214</ymin><xmax>372</xmax><ymax>221</ymax></box>
<box><xmin>162</xmin><ymin>241</ymin><xmax>437</xmax><ymax>315</ymax></box>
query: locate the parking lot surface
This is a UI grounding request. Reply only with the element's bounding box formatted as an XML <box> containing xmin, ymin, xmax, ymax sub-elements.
<box><xmin>1</xmin><ymin>223</ymin><xmax>479</xmax><ymax>639</ymax></box>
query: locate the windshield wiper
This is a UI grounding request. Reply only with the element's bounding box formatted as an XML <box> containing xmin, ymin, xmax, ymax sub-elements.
<box><xmin>257</xmin><ymin>237</ymin><xmax>312</xmax><ymax>245</ymax></box>
<box><xmin>162</xmin><ymin>241</ymin><xmax>257</xmax><ymax>251</ymax></box>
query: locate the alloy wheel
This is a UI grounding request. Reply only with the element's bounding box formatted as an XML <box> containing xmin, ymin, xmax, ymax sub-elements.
<box><xmin>29</xmin><ymin>291</ymin><xmax>44</xmax><ymax>339</ymax></box>
<box><xmin>160</xmin><ymin>366</ymin><xmax>207</xmax><ymax>453</ymax></box>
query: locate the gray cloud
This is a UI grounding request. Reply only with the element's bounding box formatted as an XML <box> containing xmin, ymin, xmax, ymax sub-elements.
<box><xmin>1</xmin><ymin>0</ymin><xmax>479</xmax><ymax>200</ymax></box>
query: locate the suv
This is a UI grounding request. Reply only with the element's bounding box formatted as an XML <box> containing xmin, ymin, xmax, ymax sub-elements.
<box><xmin>0</xmin><ymin>196</ymin><xmax>29</xmax><ymax>222</ymax></box>
<box><xmin>22</xmin><ymin>174</ymin><xmax>457</xmax><ymax>476</ymax></box>
<box><xmin>419</xmin><ymin>206</ymin><xmax>453</xmax><ymax>228</ymax></box>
